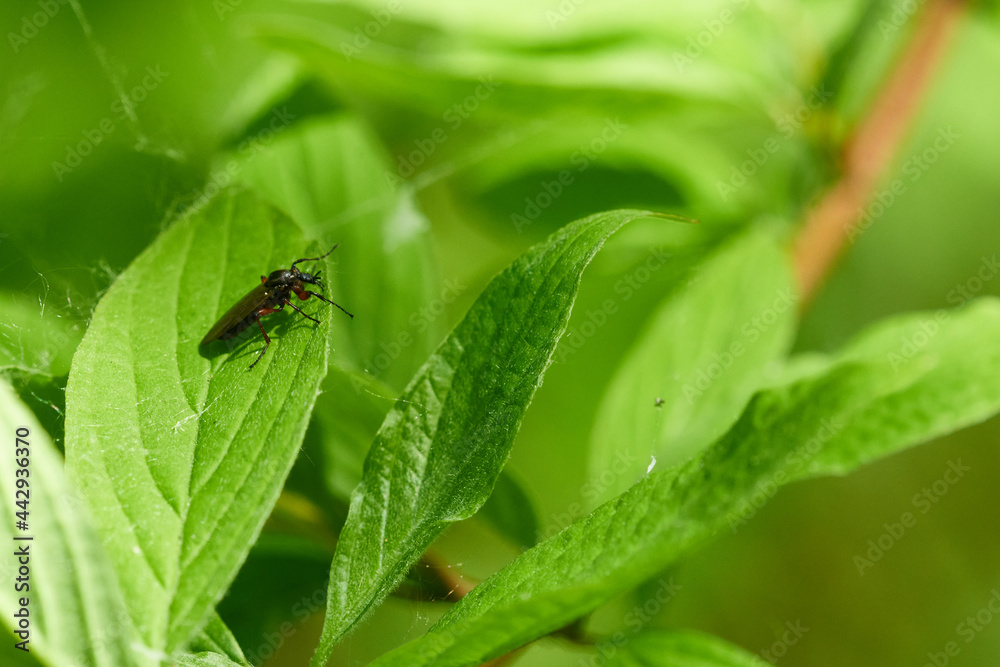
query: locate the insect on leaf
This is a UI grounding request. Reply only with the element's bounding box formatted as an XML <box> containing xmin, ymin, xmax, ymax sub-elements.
<box><xmin>65</xmin><ymin>186</ymin><xmax>333</xmax><ymax>654</ymax></box>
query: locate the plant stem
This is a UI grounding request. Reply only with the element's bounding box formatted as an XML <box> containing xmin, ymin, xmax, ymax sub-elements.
<box><xmin>794</xmin><ymin>0</ymin><xmax>968</xmax><ymax>306</ymax></box>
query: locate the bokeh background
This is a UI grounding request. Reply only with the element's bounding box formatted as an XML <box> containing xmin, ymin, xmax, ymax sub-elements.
<box><xmin>2</xmin><ymin>0</ymin><xmax>1000</xmax><ymax>665</ymax></box>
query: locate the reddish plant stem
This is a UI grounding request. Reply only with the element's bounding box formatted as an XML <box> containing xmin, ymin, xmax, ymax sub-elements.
<box><xmin>794</xmin><ymin>0</ymin><xmax>968</xmax><ymax>306</ymax></box>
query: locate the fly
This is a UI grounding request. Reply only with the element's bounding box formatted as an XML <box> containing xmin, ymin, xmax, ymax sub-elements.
<box><xmin>201</xmin><ymin>245</ymin><xmax>352</xmax><ymax>369</ymax></box>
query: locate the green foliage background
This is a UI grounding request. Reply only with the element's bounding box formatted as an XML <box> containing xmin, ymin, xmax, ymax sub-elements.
<box><xmin>2</xmin><ymin>0</ymin><xmax>1000</xmax><ymax>666</ymax></box>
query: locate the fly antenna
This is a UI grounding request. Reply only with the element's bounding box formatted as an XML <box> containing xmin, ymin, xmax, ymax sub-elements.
<box><xmin>311</xmin><ymin>291</ymin><xmax>354</xmax><ymax>318</ymax></box>
<box><xmin>292</xmin><ymin>243</ymin><xmax>340</xmax><ymax>270</ymax></box>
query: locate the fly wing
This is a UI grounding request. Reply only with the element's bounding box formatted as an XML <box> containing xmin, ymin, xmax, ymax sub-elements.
<box><xmin>201</xmin><ymin>283</ymin><xmax>269</xmax><ymax>344</ymax></box>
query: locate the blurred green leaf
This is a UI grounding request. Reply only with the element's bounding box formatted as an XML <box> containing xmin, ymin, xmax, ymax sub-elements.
<box><xmin>216</xmin><ymin>55</ymin><xmax>305</xmax><ymax>144</ymax></box>
<box><xmin>231</xmin><ymin>113</ymin><xmax>442</xmax><ymax>388</ymax></box>
<box><xmin>65</xmin><ymin>187</ymin><xmax>332</xmax><ymax>653</ymax></box>
<box><xmin>250</xmin><ymin>0</ymin><xmax>793</xmax><ymax>110</ymax></box>
<box><xmin>374</xmin><ymin>298</ymin><xmax>1000</xmax><ymax>665</ymax></box>
<box><xmin>607</xmin><ymin>629</ymin><xmax>768</xmax><ymax>666</ymax></box>
<box><xmin>313</xmin><ymin>367</ymin><xmax>396</xmax><ymax>503</ymax></box>
<box><xmin>0</xmin><ymin>294</ymin><xmax>84</xmax><ymax>377</ymax></box>
<box><xmin>245</xmin><ymin>1</ymin><xmax>821</xmax><ymax>220</ymax></box>
<box><xmin>311</xmin><ymin>209</ymin><xmax>671</xmax><ymax>665</ymax></box>
<box><xmin>819</xmin><ymin>0</ymin><xmax>918</xmax><ymax>138</ymax></box>
<box><xmin>477</xmin><ymin>468</ymin><xmax>538</xmax><ymax>550</ymax></box>
<box><xmin>588</xmin><ymin>228</ymin><xmax>795</xmax><ymax>501</ymax></box>
<box><xmin>0</xmin><ymin>378</ymin><xmax>148</xmax><ymax>667</ymax></box>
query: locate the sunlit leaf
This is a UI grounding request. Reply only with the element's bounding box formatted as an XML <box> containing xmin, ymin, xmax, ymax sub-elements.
<box><xmin>65</xmin><ymin>187</ymin><xmax>334</xmax><ymax>653</ymax></box>
<box><xmin>0</xmin><ymin>379</ymin><xmax>148</xmax><ymax>667</ymax></box>
<box><xmin>311</xmin><ymin>209</ymin><xmax>671</xmax><ymax>665</ymax></box>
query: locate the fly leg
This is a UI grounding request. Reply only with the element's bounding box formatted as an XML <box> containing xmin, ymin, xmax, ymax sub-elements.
<box><xmin>248</xmin><ymin>319</ymin><xmax>270</xmax><ymax>369</ymax></box>
<box><xmin>248</xmin><ymin>304</ymin><xmax>282</xmax><ymax>369</ymax></box>
<box><xmin>283</xmin><ymin>298</ymin><xmax>322</xmax><ymax>324</ymax></box>
<box><xmin>296</xmin><ymin>290</ymin><xmax>354</xmax><ymax>318</ymax></box>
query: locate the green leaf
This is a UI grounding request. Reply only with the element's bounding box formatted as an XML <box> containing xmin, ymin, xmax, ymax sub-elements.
<box><xmin>310</xmin><ymin>209</ymin><xmax>669</xmax><ymax>665</ymax></box>
<box><xmin>216</xmin><ymin>55</ymin><xmax>303</xmax><ymax>144</ymax></box>
<box><xmin>0</xmin><ymin>378</ymin><xmax>148</xmax><ymax>667</ymax></box>
<box><xmin>231</xmin><ymin>114</ymin><xmax>442</xmax><ymax>389</ymax></box>
<box><xmin>182</xmin><ymin>613</ymin><xmax>249</xmax><ymax>667</ymax></box>
<box><xmin>607</xmin><ymin>629</ymin><xmax>767</xmax><ymax>666</ymax></box>
<box><xmin>589</xmin><ymin>228</ymin><xmax>795</xmax><ymax>502</ymax></box>
<box><xmin>374</xmin><ymin>298</ymin><xmax>1000</xmax><ymax>665</ymax></box>
<box><xmin>174</xmin><ymin>652</ymin><xmax>247</xmax><ymax>667</ymax></box>
<box><xmin>313</xmin><ymin>367</ymin><xmax>539</xmax><ymax>548</ymax></box>
<box><xmin>794</xmin><ymin>303</ymin><xmax>1000</xmax><ymax>477</ymax></box>
<box><xmin>65</xmin><ymin>187</ymin><xmax>333</xmax><ymax>654</ymax></box>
